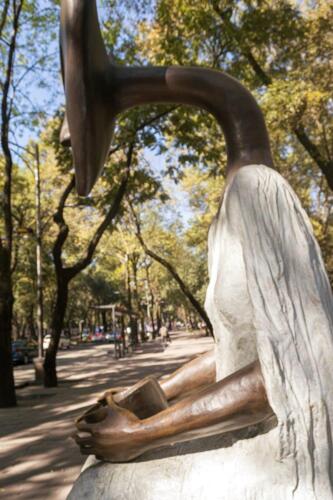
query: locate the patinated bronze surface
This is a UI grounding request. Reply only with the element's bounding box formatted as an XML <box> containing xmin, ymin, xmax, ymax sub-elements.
<box><xmin>60</xmin><ymin>0</ymin><xmax>273</xmax><ymax>196</ymax></box>
<box><xmin>112</xmin><ymin>376</ymin><xmax>168</xmax><ymax>419</ymax></box>
<box><xmin>61</xmin><ymin>0</ymin><xmax>275</xmax><ymax>462</ymax></box>
<box><xmin>75</xmin><ymin>356</ymin><xmax>272</xmax><ymax>462</ymax></box>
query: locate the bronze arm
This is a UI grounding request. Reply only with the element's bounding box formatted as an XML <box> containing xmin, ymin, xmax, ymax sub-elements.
<box><xmin>75</xmin><ymin>360</ymin><xmax>273</xmax><ymax>462</ymax></box>
<box><xmin>102</xmin><ymin>349</ymin><xmax>216</xmax><ymax>405</ymax></box>
<box><xmin>158</xmin><ymin>349</ymin><xmax>216</xmax><ymax>401</ymax></box>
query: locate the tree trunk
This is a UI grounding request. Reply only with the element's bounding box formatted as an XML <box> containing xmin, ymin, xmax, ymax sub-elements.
<box><xmin>131</xmin><ymin>255</ymin><xmax>145</xmax><ymax>342</ymax></box>
<box><xmin>28</xmin><ymin>305</ymin><xmax>36</xmax><ymax>339</ymax></box>
<box><xmin>156</xmin><ymin>307</ymin><xmax>162</xmax><ymax>332</ymax></box>
<box><xmin>126</xmin><ymin>256</ymin><xmax>138</xmax><ymax>344</ymax></box>
<box><xmin>0</xmin><ymin>0</ymin><xmax>24</xmax><ymax>410</ymax></box>
<box><xmin>102</xmin><ymin>311</ymin><xmax>107</xmax><ymax>333</ymax></box>
<box><xmin>145</xmin><ymin>265</ymin><xmax>156</xmax><ymax>336</ymax></box>
<box><xmin>0</xmin><ymin>248</ymin><xmax>16</xmax><ymax>407</ymax></box>
<box><xmin>43</xmin><ymin>275</ymin><xmax>69</xmax><ymax>387</ymax></box>
<box><xmin>12</xmin><ymin>314</ymin><xmax>18</xmax><ymax>341</ymax></box>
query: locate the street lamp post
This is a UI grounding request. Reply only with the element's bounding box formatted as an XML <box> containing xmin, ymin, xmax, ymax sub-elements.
<box><xmin>34</xmin><ymin>144</ymin><xmax>44</xmax><ymax>359</ymax></box>
<box><xmin>10</xmin><ymin>141</ymin><xmax>45</xmax><ymax>382</ymax></box>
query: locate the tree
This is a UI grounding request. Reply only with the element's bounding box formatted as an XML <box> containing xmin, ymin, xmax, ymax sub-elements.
<box><xmin>127</xmin><ymin>200</ymin><xmax>213</xmax><ymax>334</ymax></box>
<box><xmin>41</xmin><ymin>103</ymin><xmax>174</xmax><ymax>386</ymax></box>
<box><xmin>0</xmin><ymin>0</ymin><xmax>26</xmax><ymax>408</ymax></box>
<box><xmin>0</xmin><ymin>0</ymin><xmax>59</xmax><ymax>406</ymax></box>
<box><xmin>210</xmin><ymin>0</ymin><xmax>333</xmax><ymax>189</ymax></box>
<box><xmin>43</xmin><ymin>145</ymin><xmax>132</xmax><ymax>387</ymax></box>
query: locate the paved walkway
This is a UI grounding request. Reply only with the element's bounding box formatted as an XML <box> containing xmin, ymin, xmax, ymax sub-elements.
<box><xmin>0</xmin><ymin>331</ymin><xmax>213</xmax><ymax>500</ymax></box>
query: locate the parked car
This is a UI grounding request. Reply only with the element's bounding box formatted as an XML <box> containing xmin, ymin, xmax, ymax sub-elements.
<box><xmin>43</xmin><ymin>334</ymin><xmax>70</xmax><ymax>350</ymax></box>
<box><xmin>12</xmin><ymin>340</ymin><xmax>37</xmax><ymax>365</ymax></box>
<box><xmin>105</xmin><ymin>331</ymin><xmax>122</xmax><ymax>343</ymax></box>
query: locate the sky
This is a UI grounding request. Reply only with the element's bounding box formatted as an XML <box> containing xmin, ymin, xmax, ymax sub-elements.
<box><xmin>144</xmin><ymin>149</ymin><xmax>193</xmax><ymax>228</ymax></box>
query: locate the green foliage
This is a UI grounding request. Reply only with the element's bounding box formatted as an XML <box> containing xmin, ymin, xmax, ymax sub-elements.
<box><xmin>135</xmin><ymin>0</ymin><xmax>333</xmax><ymax>283</ymax></box>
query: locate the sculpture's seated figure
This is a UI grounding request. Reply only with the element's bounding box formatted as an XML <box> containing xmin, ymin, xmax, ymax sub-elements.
<box><xmin>61</xmin><ymin>1</ymin><xmax>333</xmax><ymax>499</ymax></box>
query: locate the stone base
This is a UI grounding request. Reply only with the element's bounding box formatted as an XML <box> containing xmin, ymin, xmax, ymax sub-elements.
<box><xmin>67</xmin><ymin>419</ymin><xmax>311</xmax><ymax>500</ymax></box>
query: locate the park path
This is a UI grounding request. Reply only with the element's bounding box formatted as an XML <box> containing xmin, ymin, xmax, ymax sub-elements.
<box><xmin>0</xmin><ymin>331</ymin><xmax>213</xmax><ymax>500</ymax></box>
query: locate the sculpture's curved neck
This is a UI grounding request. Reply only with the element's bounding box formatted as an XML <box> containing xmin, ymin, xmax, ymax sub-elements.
<box><xmin>110</xmin><ymin>65</ymin><xmax>273</xmax><ymax>176</ymax></box>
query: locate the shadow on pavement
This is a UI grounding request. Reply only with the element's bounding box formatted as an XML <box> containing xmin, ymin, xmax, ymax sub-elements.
<box><xmin>0</xmin><ymin>331</ymin><xmax>213</xmax><ymax>499</ymax></box>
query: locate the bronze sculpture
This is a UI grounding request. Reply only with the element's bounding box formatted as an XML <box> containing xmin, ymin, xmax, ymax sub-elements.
<box><xmin>62</xmin><ymin>1</ymin><xmax>333</xmax><ymax>498</ymax></box>
<box><xmin>61</xmin><ymin>0</ymin><xmax>273</xmax><ymax>460</ymax></box>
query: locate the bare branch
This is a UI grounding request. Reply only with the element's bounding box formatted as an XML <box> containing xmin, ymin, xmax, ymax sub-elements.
<box><xmin>109</xmin><ymin>107</ymin><xmax>178</xmax><ymax>156</ymax></box>
<box><xmin>0</xmin><ymin>0</ymin><xmax>10</xmax><ymax>40</ymax></box>
<box><xmin>51</xmin><ymin>176</ymin><xmax>75</xmax><ymax>273</ymax></box>
<box><xmin>12</xmin><ymin>51</ymin><xmax>58</xmax><ymax>91</ymax></box>
<box><xmin>10</xmin><ymin>239</ymin><xmax>19</xmax><ymax>275</ymax></box>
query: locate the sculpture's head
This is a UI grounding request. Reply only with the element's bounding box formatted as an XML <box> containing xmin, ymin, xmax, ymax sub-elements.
<box><xmin>60</xmin><ymin>0</ymin><xmax>115</xmax><ymax>196</ymax></box>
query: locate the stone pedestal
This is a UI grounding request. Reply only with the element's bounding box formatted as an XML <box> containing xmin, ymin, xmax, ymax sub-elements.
<box><xmin>68</xmin><ymin>419</ymin><xmax>311</xmax><ymax>500</ymax></box>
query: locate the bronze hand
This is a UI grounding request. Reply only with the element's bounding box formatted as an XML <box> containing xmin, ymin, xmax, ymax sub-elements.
<box><xmin>75</xmin><ymin>398</ymin><xmax>143</xmax><ymax>462</ymax></box>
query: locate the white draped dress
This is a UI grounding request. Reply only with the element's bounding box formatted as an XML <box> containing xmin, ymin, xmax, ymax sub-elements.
<box><xmin>68</xmin><ymin>165</ymin><xmax>333</xmax><ymax>500</ymax></box>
